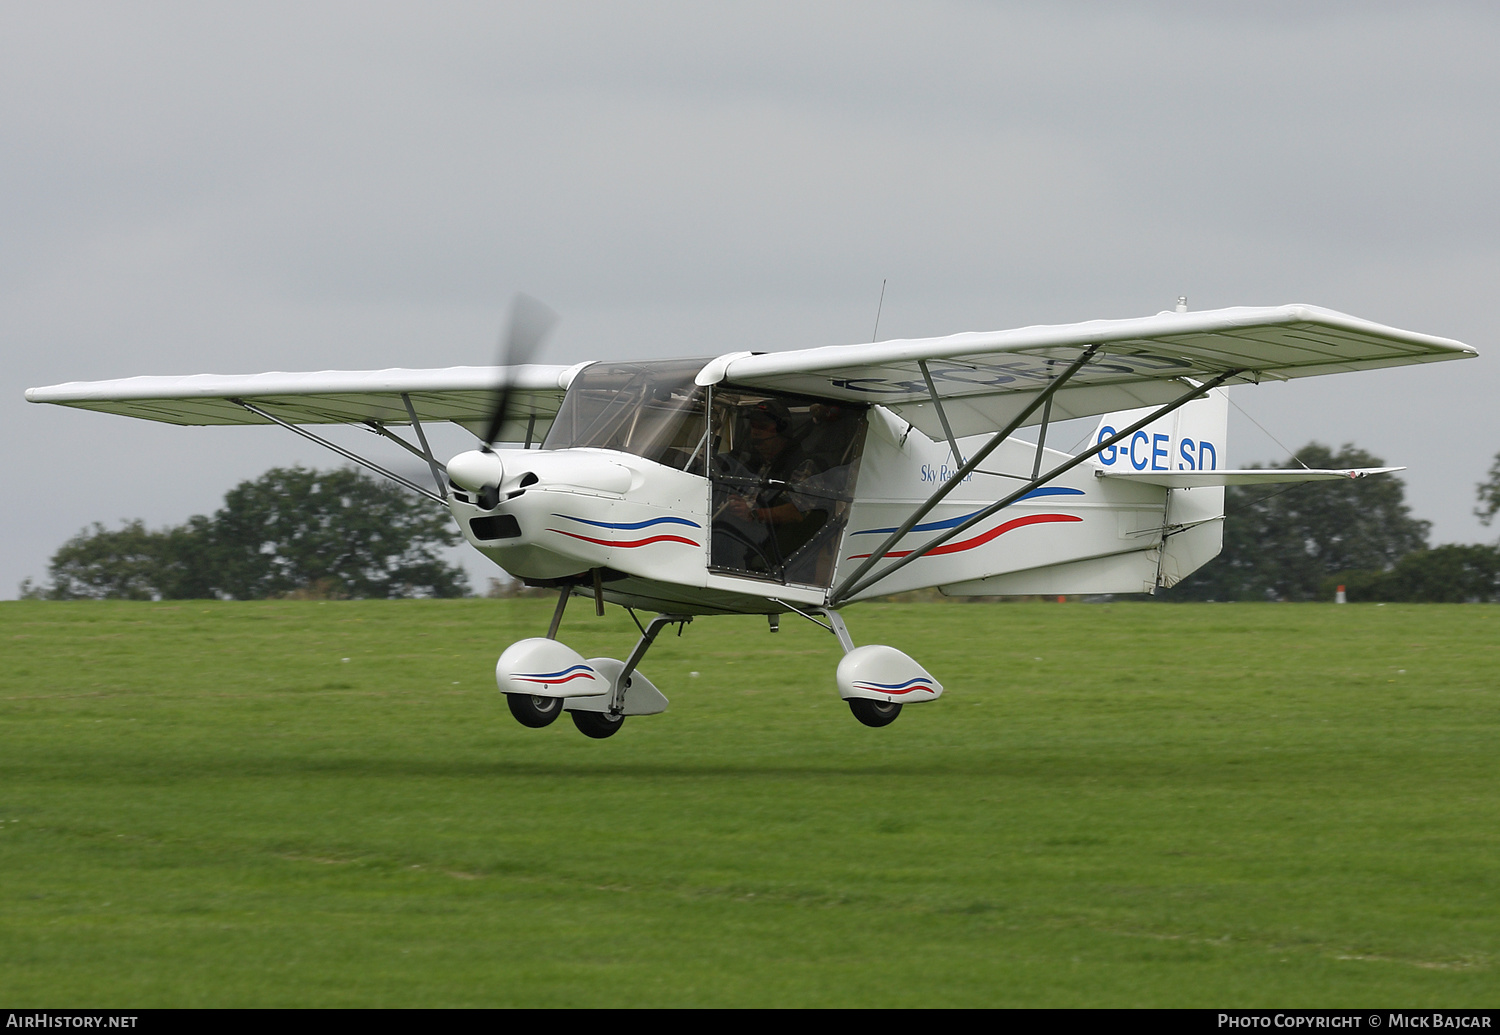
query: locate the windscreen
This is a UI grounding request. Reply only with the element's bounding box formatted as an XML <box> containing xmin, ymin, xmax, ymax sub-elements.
<box><xmin>542</xmin><ymin>359</ymin><xmax>711</xmax><ymax>472</ymax></box>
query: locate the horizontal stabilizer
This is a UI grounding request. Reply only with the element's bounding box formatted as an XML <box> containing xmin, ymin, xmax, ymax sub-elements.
<box><xmin>1095</xmin><ymin>467</ymin><xmax>1402</xmax><ymax>488</ymax></box>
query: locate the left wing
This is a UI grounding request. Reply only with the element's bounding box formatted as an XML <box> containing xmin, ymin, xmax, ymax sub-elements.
<box><xmin>698</xmin><ymin>304</ymin><xmax>1476</xmax><ymax>440</ymax></box>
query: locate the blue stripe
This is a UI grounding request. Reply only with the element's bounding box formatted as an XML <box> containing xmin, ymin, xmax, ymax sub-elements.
<box><xmin>852</xmin><ymin>487</ymin><xmax>1084</xmax><ymax>536</ymax></box>
<box><xmin>516</xmin><ymin>664</ymin><xmax>594</xmax><ymax>679</ymax></box>
<box><xmin>552</xmin><ymin>513</ymin><xmax>702</xmax><ymax>531</ymax></box>
<box><xmin>854</xmin><ymin>677</ymin><xmax>933</xmax><ymax>690</ymax></box>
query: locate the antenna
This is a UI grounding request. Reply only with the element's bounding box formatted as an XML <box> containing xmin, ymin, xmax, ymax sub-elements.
<box><xmin>871</xmin><ymin>279</ymin><xmax>887</xmax><ymax>341</ymax></box>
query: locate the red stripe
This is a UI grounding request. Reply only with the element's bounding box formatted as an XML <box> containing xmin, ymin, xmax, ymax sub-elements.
<box><xmin>547</xmin><ymin>529</ymin><xmax>700</xmax><ymax>549</ymax></box>
<box><xmin>847</xmin><ymin>513</ymin><xmax>1081</xmax><ymax>560</ymax></box>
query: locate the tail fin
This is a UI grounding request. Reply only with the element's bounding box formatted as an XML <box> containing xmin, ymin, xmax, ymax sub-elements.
<box><xmin>1089</xmin><ymin>387</ymin><xmax>1228</xmax><ymax>588</ymax></box>
<box><xmin>1089</xmin><ymin>386</ymin><xmax>1227</xmax><ymax>475</ymax></box>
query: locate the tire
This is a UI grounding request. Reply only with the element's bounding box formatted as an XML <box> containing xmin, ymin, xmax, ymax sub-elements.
<box><xmin>507</xmin><ymin>693</ymin><xmax>563</xmax><ymax>729</ymax></box>
<box><xmin>571</xmin><ymin>708</ymin><xmax>625</xmax><ymax>739</ymax></box>
<box><xmin>848</xmin><ymin>698</ymin><xmax>902</xmax><ymax>728</ymax></box>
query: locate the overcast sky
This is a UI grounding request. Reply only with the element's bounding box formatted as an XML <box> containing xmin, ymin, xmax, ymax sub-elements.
<box><xmin>5</xmin><ymin>1</ymin><xmax>1498</xmax><ymax>596</ymax></box>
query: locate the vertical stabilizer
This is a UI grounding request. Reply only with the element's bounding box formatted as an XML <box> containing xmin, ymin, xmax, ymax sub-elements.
<box><xmin>1089</xmin><ymin>387</ymin><xmax>1228</xmax><ymax>588</ymax></box>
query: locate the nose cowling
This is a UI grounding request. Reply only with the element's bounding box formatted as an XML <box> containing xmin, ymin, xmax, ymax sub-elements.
<box><xmin>446</xmin><ymin>450</ymin><xmax>504</xmax><ymax>493</ymax></box>
<box><xmin>448</xmin><ymin>448</ymin><xmax>637</xmax><ymax>515</ymax></box>
<box><xmin>446</xmin><ymin>449</ymin><xmax>505</xmax><ymax>509</ymax></box>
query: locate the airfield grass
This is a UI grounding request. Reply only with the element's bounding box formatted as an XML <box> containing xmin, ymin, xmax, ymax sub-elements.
<box><xmin>0</xmin><ymin>599</ymin><xmax>1496</xmax><ymax>1007</ymax></box>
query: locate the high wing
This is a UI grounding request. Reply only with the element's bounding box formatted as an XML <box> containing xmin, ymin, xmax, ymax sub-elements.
<box><xmin>696</xmin><ymin>304</ymin><xmax>1476</xmax><ymax>439</ymax></box>
<box><xmin>25</xmin><ymin>305</ymin><xmax>1476</xmax><ymax>445</ymax></box>
<box><xmin>25</xmin><ymin>363</ymin><xmax>587</xmax><ymax>443</ymax></box>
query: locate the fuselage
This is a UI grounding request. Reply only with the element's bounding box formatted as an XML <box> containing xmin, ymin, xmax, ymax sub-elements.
<box><xmin>444</xmin><ymin>358</ymin><xmax>1230</xmax><ymax>613</ymax></box>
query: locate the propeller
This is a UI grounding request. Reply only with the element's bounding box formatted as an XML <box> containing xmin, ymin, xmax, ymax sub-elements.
<box><xmin>482</xmin><ymin>293</ymin><xmax>558</xmax><ymax>451</ymax></box>
<box><xmin>448</xmin><ymin>294</ymin><xmax>558</xmax><ymax>509</ymax></box>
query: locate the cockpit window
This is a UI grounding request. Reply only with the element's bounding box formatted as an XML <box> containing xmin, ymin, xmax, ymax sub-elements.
<box><xmin>708</xmin><ymin>386</ymin><xmax>868</xmax><ymax>588</ymax></box>
<box><xmin>542</xmin><ymin>359</ymin><xmax>711</xmax><ymax>472</ymax></box>
<box><xmin>544</xmin><ymin>362</ymin><xmax>871</xmax><ymax>588</ymax></box>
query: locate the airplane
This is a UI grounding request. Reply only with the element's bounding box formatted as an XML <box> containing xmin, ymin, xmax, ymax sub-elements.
<box><xmin>26</xmin><ymin>302</ymin><xmax>1477</xmax><ymax>738</ymax></box>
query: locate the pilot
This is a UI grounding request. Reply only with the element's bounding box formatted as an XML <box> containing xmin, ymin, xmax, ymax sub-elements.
<box><xmin>718</xmin><ymin>399</ymin><xmax>828</xmax><ymax>572</ymax></box>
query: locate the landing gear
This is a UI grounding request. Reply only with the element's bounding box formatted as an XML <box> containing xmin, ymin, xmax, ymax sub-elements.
<box><xmin>821</xmin><ymin>613</ymin><xmax>940</xmax><ymax>728</ymax></box>
<box><xmin>848</xmin><ymin>698</ymin><xmax>902</xmax><ymax>728</ymax></box>
<box><xmin>497</xmin><ymin>612</ymin><xmax>685</xmax><ymax>738</ymax></box>
<box><xmin>571</xmin><ymin>709</ymin><xmax>624</xmax><ymax>739</ymax></box>
<box><xmin>507</xmin><ymin>693</ymin><xmax>563</xmax><ymax>728</ymax></box>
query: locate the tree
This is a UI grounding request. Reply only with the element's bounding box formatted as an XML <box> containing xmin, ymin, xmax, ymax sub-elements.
<box><xmin>28</xmin><ymin>467</ymin><xmax>469</xmax><ymax>600</ymax></box>
<box><xmin>1169</xmin><ymin>443</ymin><xmax>1430</xmax><ymax>601</ymax></box>
<box><xmin>45</xmin><ymin>520</ymin><xmax>177</xmax><ymax>600</ymax></box>
<box><xmin>1477</xmin><ymin>451</ymin><xmax>1500</xmax><ymax>528</ymax></box>
<box><xmin>1328</xmin><ymin>545</ymin><xmax>1500</xmax><ymax>603</ymax></box>
<box><xmin>209</xmin><ymin>467</ymin><xmax>468</xmax><ymax>599</ymax></box>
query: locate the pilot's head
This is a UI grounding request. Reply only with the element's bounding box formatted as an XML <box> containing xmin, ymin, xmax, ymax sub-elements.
<box><xmin>747</xmin><ymin>399</ymin><xmax>791</xmax><ymax>436</ymax></box>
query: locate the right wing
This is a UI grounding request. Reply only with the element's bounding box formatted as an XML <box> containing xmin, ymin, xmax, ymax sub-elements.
<box><xmin>25</xmin><ymin>363</ymin><xmax>589</xmax><ymax>443</ymax></box>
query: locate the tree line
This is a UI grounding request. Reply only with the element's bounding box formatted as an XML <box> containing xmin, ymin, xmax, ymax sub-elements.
<box><xmin>21</xmin><ymin>467</ymin><xmax>468</xmax><ymax>600</ymax></box>
<box><xmin>1167</xmin><ymin>444</ymin><xmax>1500</xmax><ymax>603</ymax></box>
<box><xmin>19</xmin><ymin>448</ymin><xmax>1500</xmax><ymax>603</ymax></box>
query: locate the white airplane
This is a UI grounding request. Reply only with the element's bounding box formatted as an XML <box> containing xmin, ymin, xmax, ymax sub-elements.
<box><xmin>27</xmin><ymin>303</ymin><xmax>1476</xmax><ymax>737</ymax></box>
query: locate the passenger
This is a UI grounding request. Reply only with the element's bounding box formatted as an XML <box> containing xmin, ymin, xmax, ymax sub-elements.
<box><xmin>798</xmin><ymin>402</ymin><xmax>847</xmax><ymax>456</ymax></box>
<box><xmin>796</xmin><ymin>402</ymin><xmax>860</xmax><ymax>497</ymax></box>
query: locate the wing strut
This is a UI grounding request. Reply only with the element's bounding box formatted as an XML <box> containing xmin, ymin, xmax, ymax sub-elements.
<box><xmin>828</xmin><ymin>345</ymin><xmax>1102</xmax><ymax>604</ymax></box>
<box><xmin>828</xmin><ymin>368</ymin><xmax>1242</xmax><ymax>605</ymax></box>
<box><xmin>1030</xmin><ymin>392</ymin><xmax>1054</xmax><ymax>480</ymax></box>
<box><xmin>231</xmin><ymin>399</ymin><xmax>445</xmax><ymax>504</ymax></box>
<box><xmin>918</xmin><ymin>360</ymin><xmax>965</xmax><ymax>466</ymax></box>
<box><xmin>360</xmin><ymin>412</ymin><xmax>448</xmax><ymax>500</ymax></box>
<box><xmin>401</xmin><ymin>393</ymin><xmax>450</xmax><ymax>500</ymax></box>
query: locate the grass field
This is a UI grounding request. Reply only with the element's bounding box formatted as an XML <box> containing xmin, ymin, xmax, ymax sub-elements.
<box><xmin>1</xmin><ymin>598</ymin><xmax>1497</xmax><ymax>1007</ymax></box>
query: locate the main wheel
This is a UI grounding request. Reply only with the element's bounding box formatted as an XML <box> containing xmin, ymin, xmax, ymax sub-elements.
<box><xmin>507</xmin><ymin>693</ymin><xmax>563</xmax><ymax>728</ymax></box>
<box><xmin>848</xmin><ymin>698</ymin><xmax>902</xmax><ymax>728</ymax></box>
<box><xmin>571</xmin><ymin>708</ymin><xmax>625</xmax><ymax>739</ymax></box>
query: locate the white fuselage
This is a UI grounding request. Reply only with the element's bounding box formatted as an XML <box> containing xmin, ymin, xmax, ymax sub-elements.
<box><xmin>447</xmin><ymin>389</ymin><xmax>1228</xmax><ymax>613</ymax></box>
<box><xmin>449</xmin><ymin>447</ymin><xmax>832</xmax><ymax>614</ymax></box>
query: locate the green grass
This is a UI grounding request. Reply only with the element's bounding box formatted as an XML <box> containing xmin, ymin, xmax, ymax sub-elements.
<box><xmin>1</xmin><ymin>599</ymin><xmax>1497</xmax><ymax>1007</ymax></box>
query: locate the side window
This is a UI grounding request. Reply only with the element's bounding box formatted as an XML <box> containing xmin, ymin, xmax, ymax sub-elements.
<box><xmin>708</xmin><ymin>389</ymin><xmax>866</xmax><ymax>587</ymax></box>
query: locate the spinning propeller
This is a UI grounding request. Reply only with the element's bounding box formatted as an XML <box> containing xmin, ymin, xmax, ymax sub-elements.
<box><xmin>481</xmin><ymin>293</ymin><xmax>558</xmax><ymax>451</ymax></box>
<box><xmin>447</xmin><ymin>294</ymin><xmax>558</xmax><ymax>507</ymax></box>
